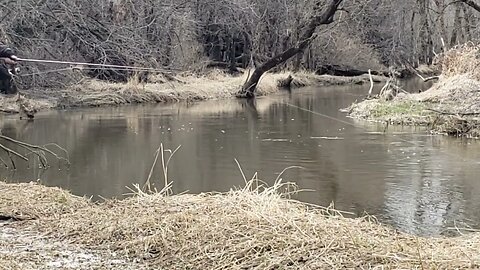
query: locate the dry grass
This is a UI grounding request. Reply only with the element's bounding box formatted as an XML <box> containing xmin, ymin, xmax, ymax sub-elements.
<box><xmin>439</xmin><ymin>42</ymin><xmax>480</xmax><ymax>80</ymax></box>
<box><xmin>0</xmin><ymin>182</ymin><xmax>88</xmax><ymax>220</ymax></box>
<box><xmin>1</xmin><ymin>180</ymin><xmax>480</xmax><ymax>269</ymax></box>
<box><xmin>347</xmin><ymin>98</ymin><xmax>435</xmax><ymax>126</ymax></box>
<box><xmin>0</xmin><ymin>93</ymin><xmax>53</xmax><ymax>114</ymax></box>
<box><xmin>71</xmin><ymin>70</ymin><xmax>382</xmax><ymax>107</ymax></box>
<box><xmin>414</xmin><ymin>74</ymin><xmax>480</xmax><ymax>106</ymax></box>
<box><xmin>434</xmin><ymin>116</ymin><xmax>480</xmax><ymax>138</ymax></box>
<box><xmin>62</xmin><ymin>72</ymin><xmax>252</xmax><ymax>107</ymax></box>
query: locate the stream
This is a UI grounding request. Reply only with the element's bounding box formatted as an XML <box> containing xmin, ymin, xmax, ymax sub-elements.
<box><xmin>2</xmin><ymin>82</ymin><xmax>480</xmax><ymax>236</ymax></box>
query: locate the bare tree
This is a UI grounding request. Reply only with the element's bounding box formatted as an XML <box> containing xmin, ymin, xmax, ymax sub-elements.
<box><xmin>2</xmin><ymin>0</ymin><xmax>480</xmax><ymax>94</ymax></box>
<box><xmin>237</xmin><ymin>0</ymin><xmax>344</xmax><ymax>98</ymax></box>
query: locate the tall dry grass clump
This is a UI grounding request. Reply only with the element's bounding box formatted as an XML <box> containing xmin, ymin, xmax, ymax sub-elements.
<box><xmin>414</xmin><ymin>42</ymin><xmax>480</xmax><ymax>111</ymax></box>
<box><xmin>439</xmin><ymin>42</ymin><xmax>480</xmax><ymax>80</ymax></box>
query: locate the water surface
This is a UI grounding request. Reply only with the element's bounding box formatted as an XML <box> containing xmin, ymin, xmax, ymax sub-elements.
<box><xmin>2</xmin><ymin>82</ymin><xmax>480</xmax><ymax>236</ymax></box>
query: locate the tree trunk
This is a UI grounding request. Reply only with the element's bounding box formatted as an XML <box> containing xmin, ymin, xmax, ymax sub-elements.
<box><xmin>237</xmin><ymin>0</ymin><xmax>344</xmax><ymax>98</ymax></box>
<box><xmin>451</xmin><ymin>3</ymin><xmax>462</xmax><ymax>47</ymax></box>
<box><xmin>228</xmin><ymin>34</ymin><xmax>238</xmax><ymax>73</ymax></box>
<box><xmin>411</xmin><ymin>11</ymin><xmax>417</xmax><ymax>65</ymax></box>
<box><xmin>462</xmin><ymin>4</ymin><xmax>473</xmax><ymax>40</ymax></box>
<box><xmin>418</xmin><ymin>0</ymin><xmax>433</xmax><ymax>64</ymax></box>
<box><xmin>242</xmin><ymin>32</ymin><xmax>252</xmax><ymax>68</ymax></box>
<box><xmin>433</xmin><ymin>0</ymin><xmax>447</xmax><ymax>51</ymax></box>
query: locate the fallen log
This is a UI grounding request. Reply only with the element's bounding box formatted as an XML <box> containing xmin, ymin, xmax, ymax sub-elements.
<box><xmin>316</xmin><ymin>64</ymin><xmax>389</xmax><ymax>77</ymax></box>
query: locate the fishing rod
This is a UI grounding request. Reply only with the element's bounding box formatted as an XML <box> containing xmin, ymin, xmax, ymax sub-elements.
<box><xmin>16</xmin><ymin>58</ymin><xmax>176</xmax><ymax>73</ymax></box>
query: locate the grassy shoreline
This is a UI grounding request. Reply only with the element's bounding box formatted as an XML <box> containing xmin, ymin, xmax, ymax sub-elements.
<box><xmin>0</xmin><ymin>71</ymin><xmax>385</xmax><ymax>116</ymax></box>
<box><xmin>347</xmin><ymin>44</ymin><xmax>480</xmax><ymax>138</ymax></box>
<box><xmin>1</xmin><ymin>181</ymin><xmax>479</xmax><ymax>269</ymax></box>
<box><xmin>347</xmin><ymin>74</ymin><xmax>480</xmax><ymax>138</ymax></box>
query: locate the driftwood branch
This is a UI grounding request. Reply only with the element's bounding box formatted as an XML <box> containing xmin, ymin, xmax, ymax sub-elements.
<box><xmin>375</xmin><ymin>68</ymin><xmax>409</xmax><ymax>101</ymax></box>
<box><xmin>416</xmin><ymin>73</ymin><xmax>440</xmax><ymax>82</ymax></box>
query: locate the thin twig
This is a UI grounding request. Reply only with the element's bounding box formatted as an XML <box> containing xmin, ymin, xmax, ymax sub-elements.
<box><xmin>0</xmin><ymin>156</ymin><xmax>9</xmax><ymax>168</ymax></box>
<box><xmin>7</xmin><ymin>152</ymin><xmax>16</xmax><ymax>170</ymax></box>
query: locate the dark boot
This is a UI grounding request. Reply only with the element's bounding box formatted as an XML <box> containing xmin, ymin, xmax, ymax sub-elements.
<box><xmin>0</xmin><ymin>61</ymin><xmax>18</xmax><ymax>94</ymax></box>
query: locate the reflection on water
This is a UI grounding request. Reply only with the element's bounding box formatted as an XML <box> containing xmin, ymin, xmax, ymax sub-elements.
<box><xmin>1</xmin><ymin>83</ymin><xmax>480</xmax><ymax>236</ymax></box>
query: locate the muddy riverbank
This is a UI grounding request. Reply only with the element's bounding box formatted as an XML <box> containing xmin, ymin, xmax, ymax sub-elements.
<box><xmin>0</xmin><ymin>71</ymin><xmax>385</xmax><ymax>116</ymax></box>
<box><xmin>1</xmin><ymin>181</ymin><xmax>479</xmax><ymax>269</ymax></box>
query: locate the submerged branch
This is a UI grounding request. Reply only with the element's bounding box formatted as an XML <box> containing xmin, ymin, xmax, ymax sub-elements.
<box><xmin>0</xmin><ymin>135</ymin><xmax>69</xmax><ymax>169</ymax></box>
<box><xmin>0</xmin><ymin>143</ymin><xmax>29</xmax><ymax>161</ymax></box>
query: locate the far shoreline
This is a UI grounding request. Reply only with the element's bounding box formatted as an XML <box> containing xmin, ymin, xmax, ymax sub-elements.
<box><xmin>0</xmin><ymin>70</ymin><xmax>387</xmax><ymax>117</ymax></box>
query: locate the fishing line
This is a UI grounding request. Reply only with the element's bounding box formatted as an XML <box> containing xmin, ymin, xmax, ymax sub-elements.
<box><xmin>17</xmin><ymin>68</ymin><xmax>74</xmax><ymax>77</ymax></box>
<box><xmin>280</xmin><ymin>101</ymin><xmax>356</xmax><ymax>127</ymax></box>
<box><xmin>269</xmin><ymin>95</ymin><xmax>480</xmax><ymax>164</ymax></box>
<box><xmin>16</xmin><ymin>57</ymin><xmax>176</xmax><ymax>73</ymax></box>
<box><xmin>279</xmin><ymin>97</ymin><xmax>431</xmax><ymax>147</ymax></box>
<box><xmin>267</xmin><ymin>95</ymin><xmax>429</xmax><ymax>147</ymax></box>
<box><xmin>17</xmin><ymin>66</ymin><xmax>166</xmax><ymax>77</ymax></box>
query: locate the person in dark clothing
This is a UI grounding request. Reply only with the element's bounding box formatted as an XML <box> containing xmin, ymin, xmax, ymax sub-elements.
<box><xmin>0</xmin><ymin>44</ymin><xmax>19</xmax><ymax>94</ymax></box>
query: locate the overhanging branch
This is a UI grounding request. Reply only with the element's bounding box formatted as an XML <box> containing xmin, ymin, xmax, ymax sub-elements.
<box><xmin>237</xmin><ymin>0</ymin><xmax>344</xmax><ymax>98</ymax></box>
<box><xmin>459</xmin><ymin>0</ymin><xmax>480</xmax><ymax>12</ymax></box>
<box><xmin>0</xmin><ymin>135</ymin><xmax>70</xmax><ymax>169</ymax></box>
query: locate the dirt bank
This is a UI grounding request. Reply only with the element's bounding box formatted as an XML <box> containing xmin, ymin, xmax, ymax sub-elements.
<box><xmin>1</xmin><ymin>181</ymin><xmax>479</xmax><ymax>269</ymax></box>
<box><xmin>0</xmin><ymin>71</ymin><xmax>386</xmax><ymax>116</ymax></box>
<box><xmin>347</xmin><ymin>44</ymin><xmax>480</xmax><ymax>138</ymax></box>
